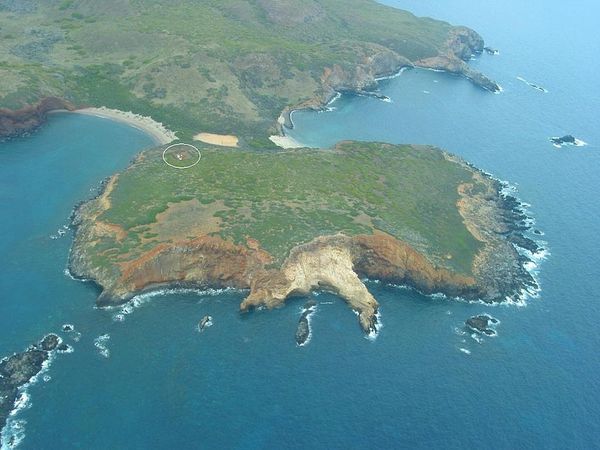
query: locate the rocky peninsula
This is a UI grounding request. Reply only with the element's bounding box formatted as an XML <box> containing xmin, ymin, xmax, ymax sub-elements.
<box><xmin>69</xmin><ymin>142</ymin><xmax>538</xmax><ymax>333</ymax></box>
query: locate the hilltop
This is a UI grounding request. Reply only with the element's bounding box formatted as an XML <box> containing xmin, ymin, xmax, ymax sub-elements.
<box><xmin>0</xmin><ymin>0</ymin><xmax>498</xmax><ymax>142</ymax></box>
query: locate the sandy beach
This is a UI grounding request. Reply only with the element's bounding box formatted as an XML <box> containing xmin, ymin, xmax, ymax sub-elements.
<box><xmin>74</xmin><ymin>107</ymin><xmax>177</xmax><ymax>145</ymax></box>
<box><xmin>269</xmin><ymin>134</ymin><xmax>307</xmax><ymax>149</ymax></box>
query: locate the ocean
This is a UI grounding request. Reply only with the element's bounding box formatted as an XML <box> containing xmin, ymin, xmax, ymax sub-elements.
<box><xmin>1</xmin><ymin>0</ymin><xmax>599</xmax><ymax>448</ymax></box>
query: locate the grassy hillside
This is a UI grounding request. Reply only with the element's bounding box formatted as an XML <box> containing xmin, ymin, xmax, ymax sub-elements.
<box><xmin>0</xmin><ymin>0</ymin><xmax>455</xmax><ymax>141</ymax></box>
<box><xmin>90</xmin><ymin>142</ymin><xmax>481</xmax><ymax>275</ymax></box>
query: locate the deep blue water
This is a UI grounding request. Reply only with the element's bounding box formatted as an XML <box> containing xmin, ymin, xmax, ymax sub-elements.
<box><xmin>2</xmin><ymin>0</ymin><xmax>600</xmax><ymax>448</ymax></box>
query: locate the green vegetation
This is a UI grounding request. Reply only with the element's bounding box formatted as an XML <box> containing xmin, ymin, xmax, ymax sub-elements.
<box><xmin>97</xmin><ymin>143</ymin><xmax>481</xmax><ymax>275</ymax></box>
<box><xmin>0</xmin><ymin>0</ymin><xmax>455</xmax><ymax>142</ymax></box>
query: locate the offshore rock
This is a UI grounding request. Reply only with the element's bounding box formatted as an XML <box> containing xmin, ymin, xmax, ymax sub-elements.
<box><xmin>198</xmin><ymin>315</ymin><xmax>213</xmax><ymax>332</ymax></box>
<box><xmin>296</xmin><ymin>299</ymin><xmax>317</xmax><ymax>346</ymax></box>
<box><xmin>466</xmin><ymin>315</ymin><xmax>499</xmax><ymax>335</ymax></box>
<box><xmin>0</xmin><ymin>334</ymin><xmax>63</xmax><ymax>435</ymax></box>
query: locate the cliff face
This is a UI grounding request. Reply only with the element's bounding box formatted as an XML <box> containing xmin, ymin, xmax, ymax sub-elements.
<box><xmin>278</xmin><ymin>26</ymin><xmax>499</xmax><ymax>130</ymax></box>
<box><xmin>71</xmin><ymin>223</ymin><xmax>478</xmax><ymax>333</ymax></box>
<box><xmin>0</xmin><ymin>97</ymin><xmax>74</xmax><ymax>138</ymax></box>
<box><xmin>415</xmin><ymin>27</ymin><xmax>500</xmax><ymax>92</ymax></box>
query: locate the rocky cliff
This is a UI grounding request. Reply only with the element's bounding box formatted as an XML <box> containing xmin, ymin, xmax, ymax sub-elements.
<box><xmin>0</xmin><ymin>97</ymin><xmax>74</xmax><ymax>138</ymax></box>
<box><xmin>278</xmin><ymin>27</ymin><xmax>500</xmax><ymax>130</ymax></box>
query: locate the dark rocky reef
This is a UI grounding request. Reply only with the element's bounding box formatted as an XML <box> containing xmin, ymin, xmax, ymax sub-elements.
<box><xmin>0</xmin><ymin>334</ymin><xmax>61</xmax><ymax>435</ymax></box>
<box><xmin>550</xmin><ymin>135</ymin><xmax>586</xmax><ymax>148</ymax></box>
<box><xmin>0</xmin><ymin>97</ymin><xmax>75</xmax><ymax>139</ymax></box>
<box><xmin>551</xmin><ymin>135</ymin><xmax>576</xmax><ymax>145</ymax></box>
<box><xmin>466</xmin><ymin>315</ymin><xmax>499</xmax><ymax>336</ymax></box>
<box><xmin>296</xmin><ymin>299</ymin><xmax>317</xmax><ymax>346</ymax></box>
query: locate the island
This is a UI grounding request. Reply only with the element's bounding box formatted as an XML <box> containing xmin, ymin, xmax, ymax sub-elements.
<box><xmin>0</xmin><ymin>0</ymin><xmax>499</xmax><ymax>141</ymax></box>
<box><xmin>69</xmin><ymin>142</ymin><xmax>538</xmax><ymax>333</ymax></box>
<box><xmin>0</xmin><ymin>0</ymin><xmax>533</xmax><ymax>335</ymax></box>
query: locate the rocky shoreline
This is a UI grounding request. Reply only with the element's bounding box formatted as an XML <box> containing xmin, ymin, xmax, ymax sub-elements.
<box><xmin>0</xmin><ymin>334</ymin><xmax>68</xmax><ymax>440</ymax></box>
<box><xmin>68</xmin><ymin>148</ymin><xmax>541</xmax><ymax>335</ymax></box>
<box><xmin>276</xmin><ymin>27</ymin><xmax>500</xmax><ymax>134</ymax></box>
<box><xmin>0</xmin><ymin>97</ymin><xmax>74</xmax><ymax>140</ymax></box>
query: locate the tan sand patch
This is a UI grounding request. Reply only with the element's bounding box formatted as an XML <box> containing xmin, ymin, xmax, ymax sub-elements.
<box><xmin>194</xmin><ymin>132</ymin><xmax>239</xmax><ymax>147</ymax></box>
<box><xmin>147</xmin><ymin>199</ymin><xmax>229</xmax><ymax>242</ymax></box>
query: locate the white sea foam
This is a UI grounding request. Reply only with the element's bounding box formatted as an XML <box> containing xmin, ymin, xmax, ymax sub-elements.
<box><xmin>93</xmin><ymin>334</ymin><xmax>110</xmax><ymax>358</ymax></box>
<box><xmin>1</xmin><ymin>418</ymin><xmax>26</xmax><ymax>449</ymax></box>
<box><xmin>325</xmin><ymin>92</ymin><xmax>342</xmax><ymax>106</ymax></box>
<box><xmin>422</xmin><ymin>90</ymin><xmax>431</xmax><ymax>94</ymax></box>
<box><xmin>57</xmin><ymin>344</ymin><xmax>74</xmax><ymax>354</ymax></box>
<box><xmin>63</xmin><ymin>268</ymin><xmax>80</xmax><ymax>281</ymax></box>
<box><xmin>112</xmin><ymin>286</ymin><xmax>240</xmax><ymax>320</ymax></box>
<box><xmin>49</xmin><ymin>224</ymin><xmax>69</xmax><ymax>240</ymax></box>
<box><xmin>9</xmin><ymin>393</ymin><xmax>31</xmax><ymax>417</ymax></box>
<box><xmin>516</xmin><ymin>76</ymin><xmax>548</xmax><ymax>93</ymax></box>
<box><xmin>459</xmin><ymin>347</ymin><xmax>471</xmax><ymax>355</ymax></box>
<box><xmin>374</xmin><ymin>66</ymin><xmax>409</xmax><ymax>82</ymax></box>
<box><xmin>471</xmin><ymin>333</ymin><xmax>484</xmax><ymax>344</ymax></box>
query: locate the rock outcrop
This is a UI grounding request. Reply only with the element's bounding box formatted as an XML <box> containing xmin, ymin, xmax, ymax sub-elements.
<box><xmin>71</xmin><ymin>226</ymin><xmax>485</xmax><ymax>334</ymax></box>
<box><xmin>0</xmin><ymin>97</ymin><xmax>75</xmax><ymax>138</ymax></box>
<box><xmin>278</xmin><ymin>27</ymin><xmax>499</xmax><ymax>131</ymax></box>
<box><xmin>466</xmin><ymin>314</ymin><xmax>499</xmax><ymax>335</ymax></box>
<box><xmin>295</xmin><ymin>299</ymin><xmax>317</xmax><ymax>346</ymax></box>
<box><xmin>415</xmin><ymin>27</ymin><xmax>500</xmax><ymax>92</ymax></box>
<box><xmin>0</xmin><ymin>334</ymin><xmax>61</xmax><ymax>434</ymax></box>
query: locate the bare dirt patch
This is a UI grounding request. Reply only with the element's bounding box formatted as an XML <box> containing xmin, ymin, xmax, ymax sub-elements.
<box><xmin>194</xmin><ymin>132</ymin><xmax>239</xmax><ymax>147</ymax></box>
<box><xmin>147</xmin><ymin>199</ymin><xmax>229</xmax><ymax>242</ymax></box>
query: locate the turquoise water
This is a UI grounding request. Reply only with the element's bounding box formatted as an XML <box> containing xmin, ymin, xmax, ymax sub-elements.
<box><xmin>2</xmin><ymin>0</ymin><xmax>600</xmax><ymax>448</ymax></box>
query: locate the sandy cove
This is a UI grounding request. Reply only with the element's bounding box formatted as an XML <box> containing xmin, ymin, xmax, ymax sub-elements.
<box><xmin>74</xmin><ymin>107</ymin><xmax>177</xmax><ymax>145</ymax></box>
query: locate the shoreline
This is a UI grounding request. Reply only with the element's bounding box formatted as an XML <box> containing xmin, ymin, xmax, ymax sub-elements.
<box><xmin>274</xmin><ymin>56</ymin><xmax>498</xmax><ymax>145</ymax></box>
<box><xmin>269</xmin><ymin>134</ymin><xmax>307</xmax><ymax>149</ymax></box>
<box><xmin>70</xmin><ymin>107</ymin><xmax>177</xmax><ymax>145</ymax></box>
